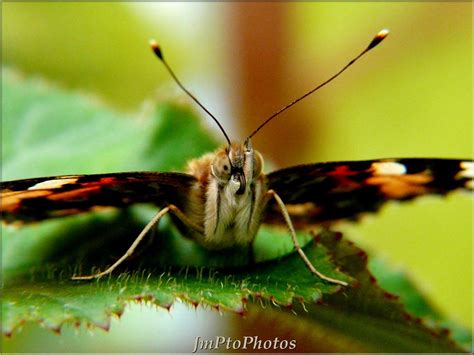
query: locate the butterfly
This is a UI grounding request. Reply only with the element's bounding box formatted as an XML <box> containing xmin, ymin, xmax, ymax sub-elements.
<box><xmin>2</xmin><ymin>30</ymin><xmax>472</xmax><ymax>285</ymax></box>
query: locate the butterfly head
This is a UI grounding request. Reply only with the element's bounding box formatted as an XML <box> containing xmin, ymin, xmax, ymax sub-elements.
<box><xmin>211</xmin><ymin>140</ymin><xmax>263</xmax><ymax>195</ymax></box>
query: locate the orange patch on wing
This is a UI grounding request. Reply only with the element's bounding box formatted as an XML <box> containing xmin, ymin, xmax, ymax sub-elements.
<box><xmin>46</xmin><ymin>186</ymin><xmax>102</xmax><ymax>201</ymax></box>
<box><xmin>1</xmin><ymin>190</ymin><xmax>52</xmax><ymax>210</ymax></box>
<box><xmin>366</xmin><ymin>174</ymin><xmax>433</xmax><ymax>199</ymax></box>
<box><xmin>286</xmin><ymin>202</ymin><xmax>322</xmax><ymax>217</ymax></box>
<box><xmin>98</xmin><ymin>177</ymin><xmax>119</xmax><ymax>184</ymax></box>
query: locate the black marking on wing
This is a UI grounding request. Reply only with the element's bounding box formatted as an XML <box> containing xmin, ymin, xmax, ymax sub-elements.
<box><xmin>264</xmin><ymin>158</ymin><xmax>473</xmax><ymax>227</ymax></box>
<box><xmin>1</xmin><ymin>172</ymin><xmax>197</xmax><ymax>224</ymax></box>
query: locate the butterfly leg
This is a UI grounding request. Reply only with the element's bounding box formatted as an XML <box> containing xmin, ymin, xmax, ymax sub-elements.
<box><xmin>71</xmin><ymin>204</ymin><xmax>204</xmax><ymax>280</ymax></box>
<box><xmin>266</xmin><ymin>189</ymin><xmax>348</xmax><ymax>287</ymax></box>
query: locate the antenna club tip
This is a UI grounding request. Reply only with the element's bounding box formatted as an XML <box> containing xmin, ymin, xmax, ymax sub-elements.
<box><xmin>149</xmin><ymin>39</ymin><xmax>163</xmax><ymax>60</ymax></box>
<box><xmin>377</xmin><ymin>28</ymin><xmax>390</xmax><ymax>39</ymax></box>
<box><xmin>367</xmin><ymin>28</ymin><xmax>390</xmax><ymax>50</ymax></box>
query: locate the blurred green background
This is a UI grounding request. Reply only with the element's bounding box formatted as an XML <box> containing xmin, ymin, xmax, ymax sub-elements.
<box><xmin>2</xmin><ymin>2</ymin><xmax>471</xmax><ymax>351</ymax></box>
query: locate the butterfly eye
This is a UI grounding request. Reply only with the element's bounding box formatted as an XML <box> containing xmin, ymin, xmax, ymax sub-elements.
<box><xmin>211</xmin><ymin>151</ymin><xmax>232</xmax><ymax>181</ymax></box>
<box><xmin>253</xmin><ymin>151</ymin><xmax>264</xmax><ymax>178</ymax></box>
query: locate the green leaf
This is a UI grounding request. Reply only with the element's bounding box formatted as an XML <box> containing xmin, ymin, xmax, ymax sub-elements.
<box><xmin>2</xmin><ymin>68</ymin><xmax>468</xmax><ymax>352</ymax></box>
<box><xmin>369</xmin><ymin>258</ymin><xmax>473</xmax><ymax>351</ymax></box>
<box><xmin>240</xmin><ymin>232</ymin><xmax>467</xmax><ymax>352</ymax></box>
<box><xmin>2</xmin><ymin>231</ymin><xmax>348</xmax><ymax>336</ymax></box>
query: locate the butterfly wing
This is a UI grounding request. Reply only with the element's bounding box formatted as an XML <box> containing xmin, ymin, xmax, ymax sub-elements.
<box><xmin>264</xmin><ymin>158</ymin><xmax>473</xmax><ymax>227</ymax></box>
<box><xmin>1</xmin><ymin>172</ymin><xmax>197</xmax><ymax>224</ymax></box>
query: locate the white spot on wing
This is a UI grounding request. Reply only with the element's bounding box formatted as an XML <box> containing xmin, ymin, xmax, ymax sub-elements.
<box><xmin>371</xmin><ymin>162</ymin><xmax>407</xmax><ymax>176</ymax></box>
<box><xmin>454</xmin><ymin>162</ymin><xmax>473</xmax><ymax>190</ymax></box>
<box><xmin>457</xmin><ymin>161</ymin><xmax>474</xmax><ymax>179</ymax></box>
<box><xmin>28</xmin><ymin>178</ymin><xmax>78</xmax><ymax>190</ymax></box>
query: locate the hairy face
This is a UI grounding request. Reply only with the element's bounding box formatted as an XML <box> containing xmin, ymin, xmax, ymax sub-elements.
<box><xmin>211</xmin><ymin>141</ymin><xmax>263</xmax><ymax>195</ymax></box>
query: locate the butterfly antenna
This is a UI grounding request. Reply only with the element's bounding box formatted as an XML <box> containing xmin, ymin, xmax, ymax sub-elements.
<box><xmin>246</xmin><ymin>29</ymin><xmax>390</xmax><ymax>140</ymax></box>
<box><xmin>150</xmin><ymin>40</ymin><xmax>231</xmax><ymax>146</ymax></box>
